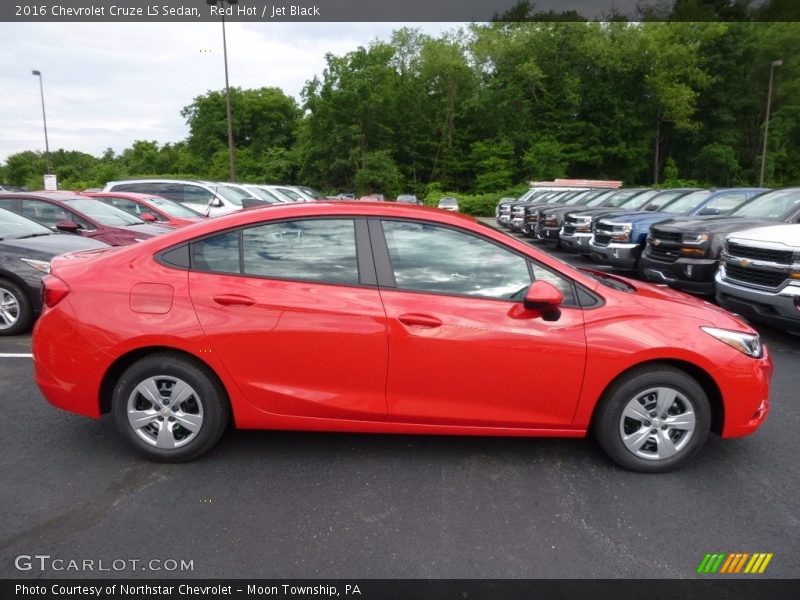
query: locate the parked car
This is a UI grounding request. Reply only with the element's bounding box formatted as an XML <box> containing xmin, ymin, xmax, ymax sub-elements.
<box><xmin>510</xmin><ymin>190</ymin><xmax>582</xmax><ymax>233</ymax></box>
<box><xmin>358</xmin><ymin>194</ymin><xmax>386</xmax><ymax>202</ymax></box>
<box><xmin>640</xmin><ymin>188</ymin><xmax>800</xmax><ymax>295</ymax></box>
<box><xmin>716</xmin><ymin>224</ymin><xmax>800</xmax><ymax>333</ymax></box>
<box><xmin>0</xmin><ymin>192</ymin><xmax>173</xmax><ymax>246</ymax></box>
<box><xmin>559</xmin><ymin>189</ymin><xmax>660</xmax><ymax>254</ymax></box>
<box><xmin>437</xmin><ymin>197</ymin><xmax>459</xmax><ymax>212</ymax></box>
<box><xmin>103</xmin><ymin>179</ymin><xmax>248</xmax><ymax>217</ymax></box>
<box><xmin>497</xmin><ymin>188</ymin><xmax>587</xmax><ymax>228</ymax></box>
<box><xmin>589</xmin><ymin>188</ymin><xmax>768</xmax><ymax>272</ymax></box>
<box><xmin>532</xmin><ymin>189</ymin><xmax>620</xmax><ymax>242</ymax></box>
<box><xmin>0</xmin><ymin>207</ymin><xmax>108</xmax><ymax>335</ymax></box>
<box><xmin>519</xmin><ymin>190</ymin><xmax>605</xmax><ymax>236</ymax></box>
<box><xmin>396</xmin><ymin>194</ymin><xmax>423</xmax><ymax>205</ymax></box>
<box><xmin>86</xmin><ymin>192</ymin><xmax>207</xmax><ymax>228</ymax></box>
<box><xmin>34</xmin><ymin>202</ymin><xmax>771</xmax><ymax>472</ymax></box>
<box><xmin>259</xmin><ymin>185</ymin><xmax>306</xmax><ymax>203</ymax></box>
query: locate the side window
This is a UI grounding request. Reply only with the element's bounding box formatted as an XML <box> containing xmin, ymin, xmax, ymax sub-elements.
<box><xmin>191</xmin><ymin>230</ymin><xmax>241</xmax><ymax>274</ymax></box>
<box><xmin>242</xmin><ymin>219</ymin><xmax>359</xmax><ymax>285</ymax></box>
<box><xmin>113</xmin><ymin>183</ymin><xmax>150</xmax><ymax>193</ymax></box>
<box><xmin>709</xmin><ymin>192</ymin><xmax>746</xmax><ymax>215</ymax></box>
<box><xmin>380</xmin><ymin>220</ymin><xmax>532</xmax><ymax>300</ymax></box>
<box><xmin>149</xmin><ymin>183</ymin><xmax>185</xmax><ymax>203</ymax></box>
<box><xmin>182</xmin><ymin>185</ymin><xmax>214</xmax><ymax>205</ymax></box>
<box><xmin>19</xmin><ymin>200</ymin><xmax>72</xmax><ymax>228</ymax></box>
<box><xmin>107</xmin><ymin>197</ymin><xmax>141</xmax><ymax>215</ymax></box>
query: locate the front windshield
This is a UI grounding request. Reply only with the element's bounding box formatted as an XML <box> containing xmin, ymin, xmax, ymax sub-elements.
<box><xmin>732</xmin><ymin>189</ymin><xmax>800</xmax><ymax>219</ymax></box>
<box><xmin>603</xmin><ymin>190</ymin><xmax>643</xmax><ymax>208</ymax></box>
<box><xmin>618</xmin><ymin>189</ymin><xmax>659</xmax><ymax>210</ymax></box>
<box><xmin>298</xmin><ymin>186</ymin><xmax>323</xmax><ymax>199</ymax></box>
<box><xmin>0</xmin><ymin>207</ymin><xmax>53</xmax><ymax>238</ymax></box>
<box><xmin>646</xmin><ymin>190</ymin><xmax>688</xmax><ymax>212</ymax></box>
<box><xmin>215</xmin><ymin>185</ymin><xmax>246</xmax><ymax>205</ymax></box>
<box><xmin>564</xmin><ymin>191</ymin><xmax>593</xmax><ymax>205</ymax></box>
<box><xmin>146</xmin><ymin>197</ymin><xmax>202</xmax><ymax>218</ymax></box>
<box><xmin>64</xmin><ymin>198</ymin><xmax>144</xmax><ymax>226</ymax></box>
<box><xmin>660</xmin><ymin>190</ymin><xmax>711</xmax><ymax>214</ymax></box>
<box><xmin>439</xmin><ymin>198</ymin><xmax>457</xmax><ymax>206</ymax></box>
<box><xmin>277</xmin><ymin>187</ymin><xmax>303</xmax><ymax>201</ymax></box>
<box><xmin>585</xmin><ymin>190</ymin><xmax>616</xmax><ymax>207</ymax></box>
<box><xmin>245</xmin><ymin>186</ymin><xmax>281</xmax><ymax>203</ymax></box>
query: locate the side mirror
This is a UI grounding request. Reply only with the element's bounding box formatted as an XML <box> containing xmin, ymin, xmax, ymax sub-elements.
<box><xmin>645</xmin><ymin>205</ymin><xmax>657</xmax><ymax>211</ymax></box>
<box><xmin>697</xmin><ymin>207</ymin><xmax>719</xmax><ymax>216</ymax></box>
<box><xmin>211</xmin><ymin>198</ymin><xmax>224</xmax><ymax>208</ymax></box>
<box><xmin>55</xmin><ymin>219</ymin><xmax>81</xmax><ymax>233</ymax></box>
<box><xmin>140</xmin><ymin>213</ymin><xmax>157</xmax><ymax>222</ymax></box>
<box><xmin>523</xmin><ymin>280</ymin><xmax>563</xmax><ymax>321</ymax></box>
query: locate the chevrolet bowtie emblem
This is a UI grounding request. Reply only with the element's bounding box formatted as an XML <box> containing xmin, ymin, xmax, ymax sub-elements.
<box><xmin>737</xmin><ymin>258</ymin><xmax>752</xmax><ymax>268</ymax></box>
<box><xmin>653</xmin><ymin>238</ymin><xmax>661</xmax><ymax>246</ymax></box>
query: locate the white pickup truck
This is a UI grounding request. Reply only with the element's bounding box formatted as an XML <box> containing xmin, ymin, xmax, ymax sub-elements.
<box><xmin>715</xmin><ymin>223</ymin><xmax>800</xmax><ymax>333</ymax></box>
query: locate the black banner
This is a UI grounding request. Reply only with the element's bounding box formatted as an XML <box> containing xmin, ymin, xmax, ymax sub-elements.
<box><xmin>3</xmin><ymin>579</ymin><xmax>800</xmax><ymax>600</ymax></box>
<box><xmin>2</xmin><ymin>0</ymin><xmax>799</xmax><ymax>23</ymax></box>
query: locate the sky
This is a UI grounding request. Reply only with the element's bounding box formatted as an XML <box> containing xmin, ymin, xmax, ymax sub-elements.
<box><xmin>0</xmin><ymin>22</ymin><xmax>460</xmax><ymax>164</ymax></box>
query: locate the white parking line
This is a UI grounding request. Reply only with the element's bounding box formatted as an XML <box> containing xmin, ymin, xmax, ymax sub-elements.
<box><xmin>0</xmin><ymin>353</ymin><xmax>33</xmax><ymax>358</ymax></box>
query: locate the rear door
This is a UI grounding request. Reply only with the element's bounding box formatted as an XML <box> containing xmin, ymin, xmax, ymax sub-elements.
<box><xmin>187</xmin><ymin>217</ymin><xmax>389</xmax><ymax>420</ymax></box>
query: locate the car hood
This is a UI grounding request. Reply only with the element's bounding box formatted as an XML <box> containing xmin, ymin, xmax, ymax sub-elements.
<box><xmin>587</xmin><ymin>270</ymin><xmax>755</xmax><ymax>332</ymax></box>
<box><xmin>650</xmin><ymin>216</ymin><xmax>780</xmax><ymax>235</ymax></box>
<box><xmin>566</xmin><ymin>207</ymin><xmax>626</xmax><ymax>218</ymax></box>
<box><xmin>725</xmin><ymin>223</ymin><xmax>800</xmax><ymax>246</ymax></box>
<box><xmin>1</xmin><ymin>233</ymin><xmax>108</xmax><ymax>258</ymax></box>
<box><xmin>600</xmin><ymin>211</ymin><xmax>677</xmax><ymax>226</ymax></box>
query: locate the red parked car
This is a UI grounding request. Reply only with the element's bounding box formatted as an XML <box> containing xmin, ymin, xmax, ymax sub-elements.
<box><xmin>0</xmin><ymin>192</ymin><xmax>173</xmax><ymax>246</ymax></box>
<box><xmin>33</xmin><ymin>203</ymin><xmax>772</xmax><ymax>472</ymax></box>
<box><xmin>85</xmin><ymin>192</ymin><xmax>206</xmax><ymax>228</ymax></box>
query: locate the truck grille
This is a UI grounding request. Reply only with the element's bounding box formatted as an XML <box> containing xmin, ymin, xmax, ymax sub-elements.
<box><xmin>649</xmin><ymin>229</ymin><xmax>682</xmax><ymax>243</ymax></box>
<box><xmin>725</xmin><ymin>264</ymin><xmax>788</xmax><ymax>288</ymax></box>
<box><xmin>563</xmin><ymin>224</ymin><xmax>576</xmax><ymax>235</ymax></box>
<box><xmin>727</xmin><ymin>242</ymin><xmax>793</xmax><ymax>265</ymax></box>
<box><xmin>646</xmin><ymin>245</ymin><xmax>680</xmax><ymax>263</ymax></box>
<box><xmin>594</xmin><ymin>233</ymin><xmax>611</xmax><ymax>246</ymax></box>
<box><xmin>595</xmin><ymin>221</ymin><xmax>614</xmax><ymax>233</ymax></box>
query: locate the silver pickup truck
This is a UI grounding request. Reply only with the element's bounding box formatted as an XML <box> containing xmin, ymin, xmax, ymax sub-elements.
<box><xmin>715</xmin><ymin>224</ymin><xmax>800</xmax><ymax>332</ymax></box>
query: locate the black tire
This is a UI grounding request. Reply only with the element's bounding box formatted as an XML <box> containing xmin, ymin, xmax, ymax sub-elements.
<box><xmin>593</xmin><ymin>366</ymin><xmax>711</xmax><ymax>473</ymax></box>
<box><xmin>112</xmin><ymin>353</ymin><xmax>230</xmax><ymax>462</ymax></box>
<box><xmin>0</xmin><ymin>278</ymin><xmax>34</xmax><ymax>336</ymax></box>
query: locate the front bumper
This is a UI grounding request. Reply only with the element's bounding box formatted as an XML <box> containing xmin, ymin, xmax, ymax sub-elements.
<box><xmin>535</xmin><ymin>225</ymin><xmax>561</xmax><ymax>242</ymax></box>
<box><xmin>639</xmin><ymin>254</ymin><xmax>718</xmax><ymax>295</ymax></box>
<box><xmin>498</xmin><ymin>214</ymin><xmax>512</xmax><ymax>227</ymax></box>
<box><xmin>559</xmin><ymin>231</ymin><xmax>592</xmax><ymax>254</ymax></box>
<box><xmin>510</xmin><ymin>217</ymin><xmax>526</xmax><ymax>231</ymax></box>
<box><xmin>715</xmin><ymin>269</ymin><xmax>800</xmax><ymax>332</ymax></box>
<box><xmin>588</xmin><ymin>240</ymin><xmax>640</xmax><ymax>270</ymax></box>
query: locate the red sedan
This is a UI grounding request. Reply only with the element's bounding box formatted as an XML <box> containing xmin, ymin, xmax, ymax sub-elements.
<box><xmin>85</xmin><ymin>191</ymin><xmax>206</xmax><ymax>228</ymax></box>
<box><xmin>33</xmin><ymin>203</ymin><xmax>772</xmax><ymax>471</ymax></box>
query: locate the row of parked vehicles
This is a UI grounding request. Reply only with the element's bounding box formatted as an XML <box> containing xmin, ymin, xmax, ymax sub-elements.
<box><xmin>496</xmin><ymin>186</ymin><xmax>800</xmax><ymax>333</ymax></box>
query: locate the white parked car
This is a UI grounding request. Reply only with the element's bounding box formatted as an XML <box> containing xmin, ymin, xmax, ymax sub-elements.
<box><xmin>438</xmin><ymin>196</ymin><xmax>459</xmax><ymax>212</ymax></box>
<box><xmin>103</xmin><ymin>179</ymin><xmax>247</xmax><ymax>217</ymax></box>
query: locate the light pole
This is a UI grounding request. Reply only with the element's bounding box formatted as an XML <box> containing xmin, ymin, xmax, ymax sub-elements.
<box><xmin>207</xmin><ymin>0</ymin><xmax>237</xmax><ymax>182</ymax></box>
<box><xmin>31</xmin><ymin>69</ymin><xmax>52</xmax><ymax>174</ymax></box>
<box><xmin>759</xmin><ymin>59</ymin><xmax>783</xmax><ymax>188</ymax></box>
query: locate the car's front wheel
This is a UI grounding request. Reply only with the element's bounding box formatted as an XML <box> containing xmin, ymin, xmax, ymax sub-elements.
<box><xmin>0</xmin><ymin>279</ymin><xmax>33</xmax><ymax>336</ymax></box>
<box><xmin>112</xmin><ymin>354</ymin><xmax>230</xmax><ymax>462</ymax></box>
<box><xmin>593</xmin><ymin>366</ymin><xmax>711</xmax><ymax>473</ymax></box>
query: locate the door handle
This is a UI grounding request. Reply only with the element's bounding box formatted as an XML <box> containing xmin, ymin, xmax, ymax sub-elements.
<box><xmin>213</xmin><ymin>294</ymin><xmax>256</xmax><ymax>307</ymax></box>
<box><xmin>398</xmin><ymin>313</ymin><xmax>443</xmax><ymax>328</ymax></box>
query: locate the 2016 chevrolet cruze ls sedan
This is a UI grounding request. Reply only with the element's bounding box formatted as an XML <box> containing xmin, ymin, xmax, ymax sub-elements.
<box><xmin>33</xmin><ymin>203</ymin><xmax>772</xmax><ymax>472</ymax></box>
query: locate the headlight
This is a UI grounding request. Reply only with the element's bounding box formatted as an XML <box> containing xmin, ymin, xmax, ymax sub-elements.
<box><xmin>19</xmin><ymin>258</ymin><xmax>51</xmax><ymax>274</ymax></box>
<box><xmin>574</xmin><ymin>216</ymin><xmax>592</xmax><ymax>233</ymax></box>
<box><xmin>683</xmin><ymin>233</ymin><xmax>710</xmax><ymax>244</ymax></box>
<box><xmin>701</xmin><ymin>326</ymin><xmax>763</xmax><ymax>358</ymax></box>
<box><xmin>611</xmin><ymin>223</ymin><xmax>632</xmax><ymax>242</ymax></box>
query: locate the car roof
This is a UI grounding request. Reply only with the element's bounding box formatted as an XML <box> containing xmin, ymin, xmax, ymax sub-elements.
<box><xmin>0</xmin><ymin>191</ymin><xmax>86</xmax><ymax>202</ymax></box>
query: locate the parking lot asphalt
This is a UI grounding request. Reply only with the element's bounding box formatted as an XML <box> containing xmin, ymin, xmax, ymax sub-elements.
<box><xmin>1</xmin><ymin>226</ymin><xmax>798</xmax><ymax>580</ymax></box>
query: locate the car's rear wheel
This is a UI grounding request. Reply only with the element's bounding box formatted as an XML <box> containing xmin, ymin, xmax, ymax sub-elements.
<box><xmin>593</xmin><ymin>366</ymin><xmax>710</xmax><ymax>473</ymax></box>
<box><xmin>112</xmin><ymin>354</ymin><xmax>230</xmax><ymax>462</ymax></box>
<box><xmin>0</xmin><ymin>279</ymin><xmax>33</xmax><ymax>336</ymax></box>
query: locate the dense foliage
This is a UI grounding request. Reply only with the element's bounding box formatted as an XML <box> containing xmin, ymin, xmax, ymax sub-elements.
<box><xmin>2</xmin><ymin>8</ymin><xmax>798</xmax><ymax>216</ymax></box>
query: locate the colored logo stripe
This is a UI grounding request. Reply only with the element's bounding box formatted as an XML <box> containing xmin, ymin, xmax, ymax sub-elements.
<box><xmin>697</xmin><ymin>553</ymin><xmax>773</xmax><ymax>574</ymax></box>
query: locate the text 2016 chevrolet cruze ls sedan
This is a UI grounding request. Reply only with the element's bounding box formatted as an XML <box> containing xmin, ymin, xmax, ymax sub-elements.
<box><xmin>33</xmin><ymin>203</ymin><xmax>772</xmax><ymax>472</ymax></box>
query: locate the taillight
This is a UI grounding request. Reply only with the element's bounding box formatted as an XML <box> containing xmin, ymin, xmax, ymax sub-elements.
<box><xmin>42</xmin><ymin>274</ymin><xmax>70</xmax><ymax>308</ymax></box>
